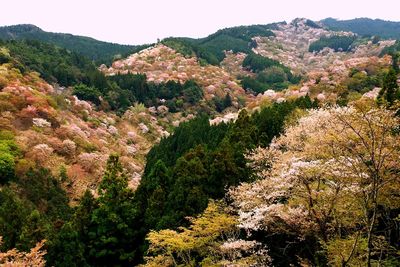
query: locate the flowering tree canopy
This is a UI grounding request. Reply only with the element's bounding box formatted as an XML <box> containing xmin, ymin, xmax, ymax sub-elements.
<box><xmin>144</xmin><ymin>201</ymin><xmax>271</xmax><ymax>267</ymax></box>
<box><xmin>231</xmin><ymin>105</ymin><xmax>400</xmax><ymax>266</ymax></box>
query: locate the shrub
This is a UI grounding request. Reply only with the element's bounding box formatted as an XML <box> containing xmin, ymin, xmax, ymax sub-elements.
<box><xmin>0</xmin><ymin>153</ymin><xmax>15</xmax><ymax>184</ymax></box>
<box><xmin>0</xmin><ymin>130</ymin><xmax>15</xmax><ymax>140</ymax></box>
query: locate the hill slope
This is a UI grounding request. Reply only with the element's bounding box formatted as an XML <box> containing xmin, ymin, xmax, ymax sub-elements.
<box><xmin>161</xmin><ymin>24</ymin><xmax>277</xmax><ymax>64</ymax></box>
<box><xmin>321</xmin><ymin>18</ymin><xmax>400</xmax><ymax>39</ymax></box>
<box><xmin>0</xmin><ymin>24</ymin><xmax>143</xmax><ymax>63</ymax></box>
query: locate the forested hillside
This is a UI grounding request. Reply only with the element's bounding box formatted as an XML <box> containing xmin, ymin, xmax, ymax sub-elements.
<box><xmin>0</xmin><ymin>24</ymin><xmax>145</xmax><ymax>64</ymax></box>
<box><xmin>162</xmin><ymin>24</ymin><xmax>276</xmax><ymax>65</ymax></box>
<box><xmin>321</xmin><ymin>17</ymin><xmax>400</xmax><ymax>39</ymax></box>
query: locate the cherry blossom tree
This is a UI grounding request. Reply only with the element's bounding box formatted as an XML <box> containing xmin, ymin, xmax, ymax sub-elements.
<box><xmin>231</xmin><ymin>104</ymin><xmax>400</xmax><ymax>266</ymax></box>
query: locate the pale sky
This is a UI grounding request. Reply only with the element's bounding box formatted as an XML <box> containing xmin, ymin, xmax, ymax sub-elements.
<box><xmin>1</xmin><ymin>0</ymin><xmax>399</xmax><ymax>45</ymax></box>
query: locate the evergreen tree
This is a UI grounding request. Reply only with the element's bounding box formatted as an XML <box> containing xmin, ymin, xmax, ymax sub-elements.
<box><xmin>143</xmin><ymin>160</ymin><xmax>170</xmax><ymax>229</ymax></box>
<box><xmin>378</xmin><ymin>68</ymin><xmax>399</xmax><ymax>105</ymax></box>
<box><xmin>0</xmin><ymin>189</ymin><xmax>29</xmax><ymax>250</ymax></box>
<box><xmin>48</xmin><ymin>222</ymin><xmax>88</xmax><ymax>267</ymax></box>
<box><xmin>17</xmin><ymin>210</ymin><xmax>49</xmax><ymax>251</ymax></box>
<box><xmin>391</xmin><ymin>52</ymin><xmax>399</xmax><ymax>73</ymax></box>
<box><xmin>86</xmin><ymin>154</ymin><xmax>137</xmax><ymax>266</ymax></box>
<box><xmin>223</xmin><ymin>93</ymin><xmax>232</xmax><ymax>109</ymax></box>
<box><xmin>47</xmin><ymin>190</ymin><xmax>97</xmax><ymax>267</ymax></box>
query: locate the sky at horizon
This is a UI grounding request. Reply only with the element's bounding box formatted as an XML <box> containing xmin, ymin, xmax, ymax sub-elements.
<box><xmin>1</xmin><ymin>0</ymin><xmax>400</xmax><ymax>45</ymax></box>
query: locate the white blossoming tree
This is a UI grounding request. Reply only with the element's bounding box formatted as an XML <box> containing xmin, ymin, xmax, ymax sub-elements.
<box><xmin>231</xmin><ymin>104</ymin><xmax>400</xmax><ymax>266</ymax></box>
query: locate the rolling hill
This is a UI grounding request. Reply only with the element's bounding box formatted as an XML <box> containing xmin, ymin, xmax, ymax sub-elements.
<box><xmin>321</xmin><ymin>17</ymin><xmax>400</xmax><ymax>39</ymax></box>
<box><xmin>0</xmin><ymin>24</ymin><xmax>147</xmax><ymax>64</ymax></box>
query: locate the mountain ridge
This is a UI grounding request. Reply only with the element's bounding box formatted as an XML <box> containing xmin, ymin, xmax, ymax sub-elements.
<box><xmin>0</xmin><ymin>24</ymin><xmax>143</xmax><ymax>64</ymax></box>
<box><xmin>2</xmin><ymin>17</ymin><xmax>400</xmax><ymax>65</ymax></box>
<box><xmin>320</xmin><ymin>17</ymin><xmax>400</xmax><ymax>39</ymax></box>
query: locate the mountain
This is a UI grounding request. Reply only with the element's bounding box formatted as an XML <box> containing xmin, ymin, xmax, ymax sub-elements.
<box><xmin>321</xmin><ymin>17</ymin><xmax>400</xmax><ymax>39</ymax></box>
<box><xmin>0</xmin><ymin>24</ymin><xmax>147</xmax><ymax>64</ymax></box>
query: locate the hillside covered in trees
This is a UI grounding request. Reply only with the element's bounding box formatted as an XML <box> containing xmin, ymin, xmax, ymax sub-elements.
<box><xmin>0</xmin><ymin>24</ymin><xmax>145</xmax><ymax>64</ymax></box>
<box><xmin>161</xmin><ymin>24</ymin><xmax>277</xmax><ymax>65</ymax></box>
<box><xmin>321</xmin><ymin>17</ymin><xmax>400</xmax><ymax>39</ymax></box>
<box><xmin>1</xmin><ymin>16</ymin><xmax>400</xmax><ymax>266</ymax></box>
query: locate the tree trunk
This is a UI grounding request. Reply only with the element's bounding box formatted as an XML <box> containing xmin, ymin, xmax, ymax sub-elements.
<box><xmin>366</xmin><ymin>196</ymin><xmax>378</xmax><ymax>267</ymax></box>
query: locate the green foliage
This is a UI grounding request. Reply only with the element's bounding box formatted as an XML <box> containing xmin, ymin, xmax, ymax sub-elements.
<box><xmin>0</xmin><ymin>166</ymin><xmax>71</xmax><ymax>255</ymax></box>
<box><xmin>0</xmin><ymin>47</ymin><xmax>11</xmax><ymax>64</ymax></box>
<box><xmin>145</xmin><ymin>115</ymin><xmax>228</xmax><ymax>170</ymax></box>
<box><xmin>213</xmin><ymin>93</ymin><xmax>233</xmax><ymax>112</ymax></box>
<box><xmin>162</xmin><ymin>24</ymin><xmax>275</xmax><ymax>64</ymax></box>
<box><xmin>0</xmin><ymin>153</ymin><xmax>15</xmax><ymax>184</ymax></box>
<box><xmin>47</xmin><ymin>222</ymin><xmax>88</xmax><ymax>267</ymax></box>
<box><xmin>107</xmin><ymin>73</ymin><xmax>203</xmax><ymax>112</ymax></box>
<box><xmin>0</xmin><ymin>130</ymin><xmax>14</xmax><ymax>140</ymax></box>
<box><xmin>43</xmin><ymin>98</ymin><xmax>317</xmax><ymax>265</ymax></box>
<box><xmin>0</xmin><ymin>39</ymin><xmax>137</xmax><ymax>113</ymax></box>
<box><xmin>144</xmin><ymin>201</ymin><xmax>237</xmax><ymax>266</ymax></box>
<box><xmin>0</xmin><ymin>131</ymin><xmax>18</xmax><ymax>184</ymax></box>
<box><xmin>127</xmin><ymin>97</ymin><xmax>317</xmax><ymax>265</ymax></box>
<box><xmin>380</xmin><ymin>48</ymin><xmax>400</xmax><ymax>90</ymax></box>
<box><xmin>322</xmin><ymin>17</ymin><xmax>400</xmax><ymax>40</ymax></box>
<box><xmin>198</xmin><ymin>34</ymin><xmax>251</xmax><ymax>63</ymax></box>
<box><xmin>381</xmin><ymin>40</ymin><xmax>400</xmax><ymax>58</ymax></box>
<box><xmin>346</xmin><ymin>69</ymin><xmax>381</xmax><ymax>92</ymax></box>
<box><xmin>378</xmin><ymin>68</ymin><xmax>400</xmax><ymax>105</ymax></box>
<box><xmin>162</xmin><ymin>38</ymin><xmax>197</xmax><ymax>57</ymax></box>
<box><xmin>162</xmin><ymin>37</ymin><xmax>220</xmax><ymax>65</ymax></box>
<box><xmin>48</xmin><ymin>155</ymin><xmax>139</xmax><ymax>266</ymax></box>
<box><xmin>18</xmin><ymin>168</ymin><xmax>71</xmax><ymax>221</ymax></box>
<box><xmin>309</xmin><ymin>35</ymin><xmax>356</xmax><ymax>52</ymax></box>
<box><xmin>206</xmin><ymin>24</ymin><xmax>275</xmax><ymax>42</ymax></box>
<box><xmin>0</xmin><ymin>24</ymin><xmax>145</xmax><ymax>64</ymax></box>
<box><xmin>242</xmin><ymin>52</ymin><xmax>285</xmax><ymax>72</ymax></box>
<box><xmin>86</xmin><ymin>155</ymin><xmax>137</xmax><ymax>265</ymax></box>
<box><xmin>73</xmin><ymin>84</ymin><xmax>102</xmax><ymax>105</ymax></box>
<box><xmin>240</xmin><ymin>53</ymin><xmax>301</xmax><ymax>93</ymax></box>
<box><xmin>17</xmin><ymin>209</ymin><xmax>50</xmax><ymax>251</ymax></box>
<box><xmin>305</xmin><ymin>19</ymin><xmax>322</xmax><ymax>29</ymax></box>
<box><xmin>182</xmin><ymin>80</ymin><xmax>203</xmax><ymax>104</ymax></box>
<box><xmin>240</xmin><ymin>76</ymin><xmax>267</xmax><ymax>94</ymax></box>
<box><xmin>1</xmin><ymin>39</ymin><xmax>94</xmax><ymax>85</ymax></box>
<box><xmin>0</xmin><ymin>38</ymin><xmax>121</xmax><ymax>94</ymax></box>
<box><xmin>0</xmin><ymin>189</ymin><xmax>30</xmax><ymax>250</ymax></box>
<box><xmin>258</xmin><ymin>66</ymin><xmax>287</xmax><ymax>83</ymax></box>
<box><xmin>47</xmin><ymin>189</ymin><xmax>99</xmax><ymax>267</ymax></box>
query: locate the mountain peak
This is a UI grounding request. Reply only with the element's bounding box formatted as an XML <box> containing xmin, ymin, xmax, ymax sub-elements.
<box><xmin>1</xmin><ymin>24</ymin><xmax>43</xmax><ymax>33</ymax></box>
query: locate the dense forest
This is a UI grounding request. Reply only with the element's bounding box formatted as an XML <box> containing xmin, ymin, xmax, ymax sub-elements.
<box><xmin>309</xmin><ymin>35</ymin><xmax>356</xmax><ymax>52</ymax></box>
